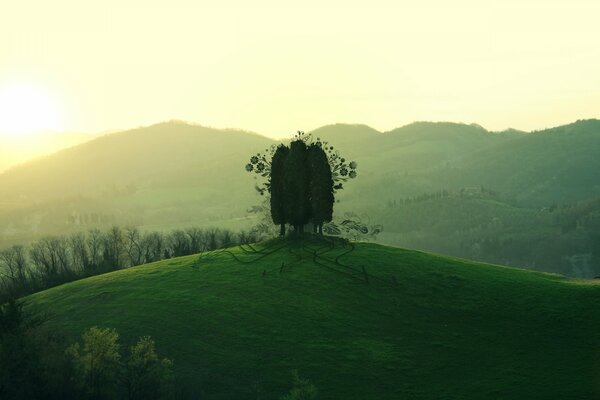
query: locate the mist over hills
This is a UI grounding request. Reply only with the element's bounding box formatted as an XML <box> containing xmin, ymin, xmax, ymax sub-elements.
<box><xmin>0</xmin><ymin>131</ymin><xmax>96</xmax><ymax>173</ymax></box>
<box><xmin>1</xmin><ymin>118</ymin><xmax>599</xmax><ymax>276</ymax></box>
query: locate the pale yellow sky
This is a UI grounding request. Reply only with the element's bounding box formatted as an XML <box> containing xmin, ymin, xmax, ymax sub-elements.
<box><xmin>0</xmin><ymin>0</ymin><xmax>599</xmax><ymax>138</ymax></box>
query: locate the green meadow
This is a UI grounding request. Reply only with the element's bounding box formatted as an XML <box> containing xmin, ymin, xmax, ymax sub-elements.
<box><xmin>28</xmin><ymin>238</ymin><xmax>600</xmax><ymax>399</ymax></box>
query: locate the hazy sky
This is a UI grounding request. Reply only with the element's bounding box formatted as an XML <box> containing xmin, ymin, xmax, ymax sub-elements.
<box><xmin>1</xmin><ymin>0</ymin><xmax>599</xmax><ymax>138</ymax></box>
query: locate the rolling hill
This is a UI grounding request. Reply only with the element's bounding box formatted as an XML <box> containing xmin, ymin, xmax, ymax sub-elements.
<box><xmin>0</xmin><ymin>122</ymin><xmax>274</xmax><ymax>244</ymax></box>
<box><xmin>1</xmin><ymin>119</ymin><xmax>599</xmax><ymax>276</ymax></box>
<box><xmin>27</xmin><ymin>239</ymin><xmax>600</xmax><ymax>399</ymax></box>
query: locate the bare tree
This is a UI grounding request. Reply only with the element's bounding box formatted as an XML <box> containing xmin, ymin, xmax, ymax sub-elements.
<box><xmin>125</xmin><ymin>227</ymin><xmax>144</xmax><ymax>266</ymax></box>
<box><xmin>70</xmin><ymin>232</ymin><xmax>90</xmax><ymax>273</ymax></box>
<box><xmin>30</xmin><ymin>237</ymin><xmax>71</xmax><ymax>282</ymax></box>
<box><xmin>0</xmin><ymin>245</ymin><xmax>29</xmax><ymax>287</ymax></box>
<box><xmin>141</xmin><ymin>232</ymin><xmax>164</xmax><ymax>263</ymax></box>
<box><xmin>88</xmin><ymin>228</ymin><xmax>103</xmax><ymax>269</ymax></box>
<box><xmin>221</xmin><ymin>229</ymin><xmax>233</xmax><ymax>249</ymax></box>
<box><xmin>185</xmin><ymin>228</ymin><xmax>206</xmax><ymax>254</ymax></box>
<box><xmin>102</xmin><ymin>226</ymin><xmax>125</xmax><ymax>270</ymax></box>
<box><xmin>168</xmin><ymin>230</ymin><xmax>189</xmax><ymax>257</ymax></box>
<box><xmin>206</xmin><ymin>228</ymin><xmax>219</xmax><ymax>251</ymax></box>
<box><xmin>1</xmin><ymin>224</ymin><xmax>252</xmax><ymax>301</ymax></box>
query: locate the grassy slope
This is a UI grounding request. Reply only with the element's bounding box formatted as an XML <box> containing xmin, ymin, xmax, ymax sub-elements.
<box><xmin>28</xmin><ymin>239</ymin><xmax>600</xmax><ymax>399</ymax></box>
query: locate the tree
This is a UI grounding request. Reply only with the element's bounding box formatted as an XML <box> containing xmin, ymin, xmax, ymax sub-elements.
<box><xmin>0</xmin><ymin>245</ymin><xmax>28</xmax><ymax>292</ymax></box>
<box><xmin>123</xmin><ymin>336</ymin><xmax>174</xmax><ymax>400</ymax></box>
<box><xmin>307</xmin><ymin>143</ymin><xmax>334</xmax><ymax>234</ymax></box>
<box><xmin>142</xmin><ymin>231</ymin><xmax>166</xmax><ymax>263</ymax></box>
<box><xmin>245</xmin><ymin>130</ymin><xmax>358</xmax><ymax>237</ymax></box>
<box><xmin>0</xmin><ymin>299</ymin><xmax>77</xmax><ymax>399</ymax></box>
<box><xmin>284</xmin><ymin>140</ymin><xmax>311</xmax><ymax>233</ymax></box>
<box><xmin>67</xmin><ymin>326</ymin><xmax>121</xmax><ymax>399</ymax></box>
<box><xmin>87</xmin><ymin>229</ymin><xmax>103</xmax><ymax>270</ymax></box>
<box><xmin>270</xmin><ymin>144</ymin><xmax>290</xmax><ymax>236</ymax></box>
<box><xmin>168</xmin><ymin>230</ymin><xmax>190</xmax><ymax>257</ymax></box>
<box><xmin>30</xmin><ymin>237</ymin><xmax>71</xmax><ymax>284</ymax></box>
<box><xmin>70</xmin><ymin>232</ymin><xmax>90</xmax><ymax>273</ymax></box>
<box><xmin>101</xmin><ymin>226</ymin><xmax>125</xmax><ymax>270</ymax></box>
<box><xmin>125</xmin><ymin>227</ymin><xmax>144</xmax><ymax>266</ymax></box>
<box><xmin>185</xmin><ymin>228</ymin><xmax>205</xmax><ymax>254</ymax></box>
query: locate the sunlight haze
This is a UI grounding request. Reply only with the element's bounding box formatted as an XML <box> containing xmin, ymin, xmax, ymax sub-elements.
<box><xmin>1</xmin><ymin>0</ymin><xmax>599</xmax><ymax>138</ymax></box>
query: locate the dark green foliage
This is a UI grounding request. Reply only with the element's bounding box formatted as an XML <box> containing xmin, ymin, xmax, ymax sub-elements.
<box><xmin>67</xmin><ymin>326</ymin><xmax>121</xmax><ymax>399</ymax></box>
<box><xmin>0</xmin><ymin>300</ymin><xmax>78</xmax><ymax>399</ymax></box>
<box><xmin>124</xmin><ymin>336</ymin><xmax>174</xmax><ymax>400</ymax></box>
<box><xmin>65</xmin><ymin>327</ymin><xmax>173</xmax><ymax>400</ymax></box>
<box><xmin>246</xmin><ymin>131</ymin><xmax>357</xmax><ymax>235</ymax></box>
<box><xmin>67</xmin><ymin>328</ymin><xmax>174</xmax><ymax>400</ymax></box>
<box><xmin>270</xmin><ymin>145</ymin><xmax>290</xmax><ymax>235</ymax></box>
<box><xmin>0</xmin><ymin>300</ymin><xmax>43</xmax><ymax>399</ymax></box>
<box><xmin>284</xmin><ymin>140</ymin><xmax>311</xmax><ymax>232</ymax></box>
<box><xmin>0</xmin><ymin>299</ymin><xmax>175</xmax><ymax>399</ymax></box>
<box><xmin>307</xmin><ymin>144</ymin><xmax>334</xmax><ymax>234</ymax></box>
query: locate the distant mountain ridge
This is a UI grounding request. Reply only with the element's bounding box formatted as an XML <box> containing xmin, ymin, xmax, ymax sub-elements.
<box><xmin>0</xmin><ymin>131</ymin><xmax>97</xmax><ymax>173</ymax></box>
<box><xmin>1</xmin><ymin>117</ymin><xmax>597</xmax><ymax>212</ymax></box>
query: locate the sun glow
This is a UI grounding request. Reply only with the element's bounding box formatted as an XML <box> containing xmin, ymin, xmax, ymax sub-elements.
<box><xmin>0</xmin><ymin>83</ymin><xmax>65</xmax><ymax>137</ymax></box>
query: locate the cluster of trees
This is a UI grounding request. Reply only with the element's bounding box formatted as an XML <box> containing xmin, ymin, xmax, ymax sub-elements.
<box><xmin>246</xmin><ymin>131</ymin><xmax>357</xmax><ymax>236</ymax></box>
<box><xmin>0</xmin><ymin>226</ymin><xmax>259</xmax><ymax>302</ymax></box>
<box><xmin>0</xmin><ymin>301</ymin><xmax>173</xmax><ymax>400</ymax></box>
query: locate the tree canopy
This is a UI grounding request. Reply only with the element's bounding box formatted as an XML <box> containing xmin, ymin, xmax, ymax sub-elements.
<box><xmin>245</xmin><ymin>131</ymin><xmax>357</xmax><ymax>235</ymax></box>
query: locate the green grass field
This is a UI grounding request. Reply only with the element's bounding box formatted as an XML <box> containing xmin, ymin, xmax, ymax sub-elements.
<box><xmin>27</xmin><ymin>238</ymin><xmax>600</xmax><ymax>399</ymax></box>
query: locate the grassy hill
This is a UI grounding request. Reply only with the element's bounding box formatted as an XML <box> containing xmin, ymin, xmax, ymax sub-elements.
<box><xmin>27</xmin><ymin>239</ymin><xmax>600</xmax><ymax>399</ymax></box>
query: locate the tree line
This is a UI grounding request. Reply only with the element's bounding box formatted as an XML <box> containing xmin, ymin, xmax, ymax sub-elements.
<box><xmin>0</xmin><ymin>226</ymin><xmax>259</xmax><ymax>303</ymax></box>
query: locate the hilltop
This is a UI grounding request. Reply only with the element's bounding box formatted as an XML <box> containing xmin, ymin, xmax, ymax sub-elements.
<box><xmin>28</xmin><ymin>239</ymin><xmax>600</xmax><ymax>399</ymax></box>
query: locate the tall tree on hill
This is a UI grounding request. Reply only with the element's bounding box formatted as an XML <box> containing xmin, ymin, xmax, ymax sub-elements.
<box><xmin>284</xmin><ymin>140</ymin><xmax>311</xmax><ymax>233</ymax></box>
<box><xmin>270</xmin><ymin>144</ymin><xmax>290</xmax><ymax>236</ymax></box>
<box><xmin>308</xmin><ymin>143</ymin><xmax>334</xmax><ymax>234</ymax></box>
<box><xmin>245</xmin><ymin>130</ymin><xmax>358</xmax><ymax>237</ymax></box>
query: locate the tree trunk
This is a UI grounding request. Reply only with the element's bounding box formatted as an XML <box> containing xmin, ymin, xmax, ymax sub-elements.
<box><xmin>280</xmin><ymin>224</ymin><xmax>286</xmax><ymax>237</ymax></box>
<box><xmin>318</xmin><ymin>223</ymin><xmax>323</xmax><ymax>235</ymax></box>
